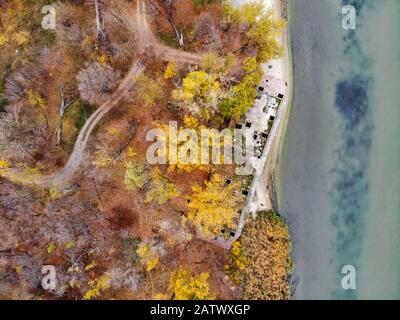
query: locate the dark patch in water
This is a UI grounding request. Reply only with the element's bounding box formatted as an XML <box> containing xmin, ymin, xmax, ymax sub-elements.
<box><xmin>335</xmin><ymin>77</ymin><xmax>369</xmax><ymax>126</ymax></box>
<box><xmin>329</xmin><ymin>0</ymin><xmax>375</xmax><ymax>299</ymax></box>
<box><xmin>331</xmin><ymin>73</ymin><xmax>372</xmax><ymax>299</ymax></box>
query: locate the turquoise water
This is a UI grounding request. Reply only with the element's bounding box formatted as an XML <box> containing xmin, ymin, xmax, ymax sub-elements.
<box><xmin>277</xmin><ymin>0</ymin><xmax>400</xmax><ymax>299</ymax></box>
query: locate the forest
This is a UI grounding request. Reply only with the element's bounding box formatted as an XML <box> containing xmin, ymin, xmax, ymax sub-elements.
<box><xmin>0</xmin><ymin>0</ymin><xmax>292</xmax><ymax>299</ymax></box>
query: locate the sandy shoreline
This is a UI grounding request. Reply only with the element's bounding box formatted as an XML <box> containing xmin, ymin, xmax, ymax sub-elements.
<box><xmin>257</xmin><ymin>0</ymin><xmax>292</xmax><ymax>212</ymax></box>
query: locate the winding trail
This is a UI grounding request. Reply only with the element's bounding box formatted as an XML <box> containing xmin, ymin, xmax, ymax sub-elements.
<box><xmin>40</xmin><ymin>0</ymin><xmax>203</xmax><ymax>185</ymax></box>
<box><xmin>135</xmin><ymin>0</ymin><xmax>203</xmax><ymax>65</ymax></box>
<box><xmin>45</xmin><ymin>62</ymin><xmax>145</xmax><ymax>185</ymax></box>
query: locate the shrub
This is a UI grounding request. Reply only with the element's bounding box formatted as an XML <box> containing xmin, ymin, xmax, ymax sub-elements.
<box><xmin>124</xmin><ymin>161</ymin><xmax>148</xmax><ymax>190</ymax></box>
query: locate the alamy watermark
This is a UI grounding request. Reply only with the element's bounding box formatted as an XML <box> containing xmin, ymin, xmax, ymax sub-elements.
<box><xmin>41</xmin><ymin>265</ymin><xmax>57</xmax><ymax>290</ymax></box>
<box><xmin>341</xmin><ymin>265</ymin><xmax>357</xmax><ymax>290</ymax></box>
<box><xmin>342</xmin><ymin>5</ymin><xmax>357</xmax><ymax>30</ymax></box>
<box><xmin>41</xmin><ymin>5</ymin><xmax>56</xmax><ymax>30</ymax></box>
<box><xmin>145</xmin><ymin>122</ymin><xmax>265</xmax><ymax>176</ymax></box>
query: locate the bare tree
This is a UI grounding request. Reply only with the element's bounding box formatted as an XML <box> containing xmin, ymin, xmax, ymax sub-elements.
<box><xmin>92</xmin><ymin>0</ymin><xmax>117</xmax><ymax>55</ymax></box>
<box><xmin>146</xmin><ymin>0</ymin><xmax>184</xmax><ymax>46</ymax></box>
<box><xmin>0</xmin><ymin>105</ymin><xmax>49</xmax><ymax>162</ymax></box>
<box><xmin>4</xmin><ymin>64</ymin><xmax>43</xmax><ymax>104</ymax></box>
<box><xmin>112</xmin><ymin>121</ymin><xmax>139</xmax><ymax>159</ymax></box>
<box><xmin>94</xmin><ymin>0</ymin><xmax>105</xmax><ymax>39</ymax></box>
<box><xmin>56</xmin><ymin>84</ymin><xmax>78</xmax><ymax>146</ymax></box>
<box><xmin>76</xmin><ymin>62</ymin><xmax>120</xmax><ymax>105</ymax></box>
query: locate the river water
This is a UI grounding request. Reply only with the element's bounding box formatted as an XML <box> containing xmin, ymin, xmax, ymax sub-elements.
<box><xmin>277</xmin><ymin>0</ymin><xmax>400</xmax><ymax>299</ymax></box>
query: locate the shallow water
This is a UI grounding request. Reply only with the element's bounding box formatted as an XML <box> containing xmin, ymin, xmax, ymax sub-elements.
<box><xmin>277</xmin><ymin>0</ymin><xmax>400</xmax><ymax>299</ymax></box>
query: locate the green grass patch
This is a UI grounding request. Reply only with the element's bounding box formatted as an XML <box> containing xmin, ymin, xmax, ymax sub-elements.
<box><xmin>156</xmin><ymin>31</ymin><xmax>180</xmax><ymax>48</ymax></box>
<box><xmin>65</xmin><ymin>101</ymin><xmax>95</xmax><ymax>131</ymax></box>
<box><xmin>193</xmin><ymin>0</ymin><xmax>217</xmax><ymax>8</ymax></box>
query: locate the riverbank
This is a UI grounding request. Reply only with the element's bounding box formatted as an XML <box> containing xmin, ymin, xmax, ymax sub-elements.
<box><xmin>240</xmin><ymin>0</ymin><xmax>292</xmax><ymax>214</ymax></box>
<box><xmin>263</xmin><ymin>0</ymin><xmax>293</xmax><ymax>212</ymax></box>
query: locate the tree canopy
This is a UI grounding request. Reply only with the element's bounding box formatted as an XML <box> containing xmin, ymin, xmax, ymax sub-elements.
<box><xmin>219</xmin><ymin>59</ymin><xmax>262</xmax><ymax>119</ymax></box>
<box><xmin>168</xmin><ymin>267</ymin><xmax>214</xmax><ymax>300</ymax></box>
<box><xmin>224</xmin><ymin>1</ymin><xmax>285</xmax><ymax>62</ymax></box>
<box><xmin>172</xmin><ymin>71</ymin><xmax>220</xmax><ymax>115</ymax></box>
<box><xmin>187</xmin><ymin>174</ymin><xmax>242</xmax><ymax>238</ymax></box>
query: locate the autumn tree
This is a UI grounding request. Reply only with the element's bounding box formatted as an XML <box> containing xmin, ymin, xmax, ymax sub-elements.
<box><xmin>0</xmin><ymin>0</ymin><xmax>53</xmax><ymax>51</ymax></box>
<box><xmin>224</xmin><ymin>1</ymin><xmax>285</xmax><ymax>62</ymax></box>
<box><xmin>4</xmin><ymin>63</ymin><xmax>43</xmax><ymax>105</ymax></box>
<box><xmin>201</xmin><ymin>52</ymin><xmax>235</xmax><ymax>75</ymax></box>
<box><xmin>136</xmin><ymin>239</ymin><xmax>165</xmax><ymax>272</ymax></box>
<box><xmin>0</xmin><ymin>103</ymin><xmax>50</xmax><ymax>164</ymax></box>
<box><xmin>83</xmin><ymin>275</ymin><xmax>110</xmax><ymax>300</ymax></box>
<box><xmin>163</xmin><ymin>62</ymin><xmax>178</xmax><ymax>80</ymax></box>
<box><xmin>218</xmin><ymin>57</ymin><xmax>262</xmax><ymax>119</ymax></box>
<box><xmin>194</xmin><ymin>12</ymin><xmax>223</xmax><ymax>51</ymax></box>
<box><xmin>145</xmin><ymin>168</ymin><xmax>180</xmax><ymax>205</ymax></box>
<box><xmin>76</xmin><ymin>62</ymin><xmax>120</xmax><ymax>105</ymax></box>
<box><xmin>168</xmin><ymin>267</ymin><xmax>214</xmax><ymax>300</ymax></box>
<box><xmin>172</xmin><ymin>71</ymin><xmax>220</xmax><ymax>116</ymax></box>
<box><xmin>0</xmin><ymin>158</ymin><xmax>10</xmax><ymax>169</ymax></box>
<box><xmin>155</xmin><ymin>117</ymin><xmax>224</xmax><ymax>173</ymax></box>
<box><xmin>135</xmin><ymin>74</ymin><xmax>166</xmax><ymax>106</ymax></box>
<box><xmin>124</xmin><ymin>160</ymin><xmax>148</xmax><ymax>190</ymax></box>
<box><xmin>187</xmin><ymin>174</ymin><xmax>243</xmax><ymax>238</ymax></box>
<box><xmin>246</xmin><ymin>9</ymin><xmax>285</xmax><ymax>62</ymax></box>
<box><xmin>224</xmin><ymin>240</ymin><xmax>249</xmax><ymax>284</ymax></box>
<box><xmin>103</xmin><ymin>1</ymin><xmax>138</xmax><ymax>65</ymax></box>
<box><xmin>239</xmin><ymin>211</ymin><xmax>293</xmax><ymax>300</ymax></box>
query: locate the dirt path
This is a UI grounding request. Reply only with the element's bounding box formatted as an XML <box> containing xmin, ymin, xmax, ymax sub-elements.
<box><xmin>44</xmin><ymin>61</ymin><xmax>145</xmax><ymax>185</ymax></box>
<box><xmin>40</xmin><ymin>0</ymin><xmax>203</xmax><ymax>186</ymax></box>
<box><xmin>135</xmin><ymin>0</ymin><xmax>203</xmax><ymax>65</ymax></box>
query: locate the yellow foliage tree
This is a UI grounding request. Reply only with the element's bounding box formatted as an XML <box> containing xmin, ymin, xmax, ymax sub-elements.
<box><xmin>0</xmin><ymin>159</ymin><xmax>10</xmax><ymax>169</ymax></box>
<box><xmin>243</xmin><ymin>56</ymin><xmax>258</xmax><ymax>73</ymax></box>
<box><xmin>154</xmin><ymin>293</ymin><xmax>169</xmax><ymax>300</ymax></box>
<box><xmin>219</xmin><ymin>62</ymin><xmax>262</xmax><ymax>119</ymax></box>
<box><xmin>28</xmin><ymin>90</ymin><xmax>46</xmax><ymax>109</ymax></box>
<box><xmin>224</xmin><ymin>240</ymin><xmax>249</xmax><ymax>284</ymax></box>
<box><xmin>124</xmin><ymin>161</ymin><xmax>148</xmax><ymax>190</ymax></box>
<box><xmin>47</xmin><ymin>242</ymin><xmax>56</xmax><ymax>255</ymax></box>
<box><xmin>168</xmin><ymin>268</ymin><xmax>214</xmax><ymax>300</ymax></box>
<box><xmin>224</xmin><ymin>1</ymin><xmax>285</xmax><ymax>62</ymax></box>
<box><xmin>164</xmin><ymin>63</ymin><xmax>178</xmax><ymax>79</ymax></box>
<box><xmin>0</xmin><ymin>1</ymin><xmax>40</xmax><ymax>50</ymax></box>
<box><xmin>145</xmin><ymin>168</ymin><xmax>180</xmax><ymax>205</ymax></box>
<box><xmin>136</xmin><ymin>75</ymin><xmax>166</xmax><ymax>106</ymax></box>
<box><xmin>174</xmin><ymin>71</ymin><xmax>220</xmax><ymax>101</ymax></box>
<box><xmin>49</xmin><ymin>184</ymin><xmax>63</xmax><ymax>200</ymax></box>
<box><xmin>187</xmin><ymin>174</ymin><xmax>243</xmax><ymax>238</ymax></box>
<box><xmin>83</xmin><ymin>275</ymin><xmax>110</xmax><ymax>300</ymax></box>
<box><xmin>239</xmin><ymin>211</ymin><xmax>293</xmax><ymax>300</ymax></box>
<box><xmin>201</xmin><ymin>52</ymin><xmax>229</xmax><ymax>74</ymax></box>
<box><xmin>136</xmin><ymin>242</ymin><xmax>159</xmax><ymax>272</ymax></box>
<box><xmin>156</xmin><ymin>119</ymin><xmax>224</xmax><ymax>174</ymax></box>
<box><xmin>246</xmin><ymin>9</ymin><xmax>285</xmax><ymax>62</ymax></box>
<box><xmin>13</xmin><ymin>31</ymin><xmax>29</xmax><ymax>46</ymax></box>
<box><xmin>172</xmin><ymin>71</ymin><xmax>220</xmax><ymax>115</ymax></box>
<box><xmin>0</xmin><ymin>26</ymin><xmax>29</xmax><ymax>48</ymax></box>
<box><xmin>0</xmin><ymin>33</ymin><xmax>9</xmax><ymax>46</ymax></box>
<box><xmin>92</xmin><ymin>152</ymin><xmax>115</xmax><ymax>169</ymax></box>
